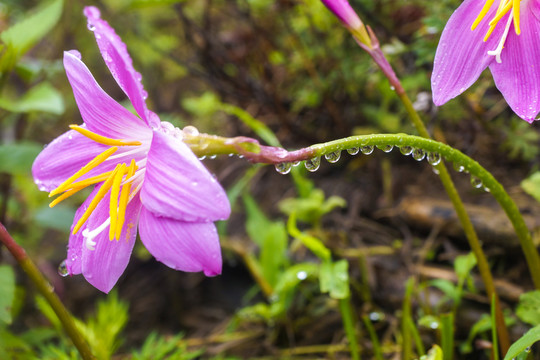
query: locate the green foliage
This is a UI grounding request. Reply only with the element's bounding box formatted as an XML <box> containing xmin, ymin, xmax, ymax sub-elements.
<box><xmin>320</xmin><ymin>259</ymin><xmax>349</xmax><ymax>299</ymax></box>
<box><xmin>521</xmin><ymin>172</ymin><xmax>540</xmax><ymax>204</ymax></box>
<box><xmin>0</xmin><ymin>82</ymin><xmax>65</xmax><ymax>114</ymax></box>
<box><xmin>517</xmin><ymin>291</ymin><xmax>540</xmax><ymax>327</ymax></box>
<box><xmin>502</xmin><ymin>119</ymin><xmax>540</xmax><ymax>161</ymax></box>
<box><xmin>0</xmin><ymin>142</ymin><xmax>43</xmax><ymax>175</ymax></box>
<box><xmin>0</xmin><ymin>265</ymin><xmax>16</xmax><ymax>324</ymax></box>
<box><xmin>278</xmin><ymin>188</ymin><xmax>346</xmax><ymax>227</ymax></box>
<box><xmin>131</xmin><ymin>332</ymin><xmax>203</xmax><ymax>360</ymax></box>
<box><xmin>0</xmin><ymin>0</ymin><xmax>64</xmax><ymax>73</ymax></box>
<box><xmin>503</xmin><ymin>325</ymin><xmax>539</xmax><ymax>360</ymax></box>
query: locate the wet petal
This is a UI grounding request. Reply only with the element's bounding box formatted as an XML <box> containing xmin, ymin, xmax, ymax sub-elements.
<box><xmin>84</xmin><ymin>6</ymin><xmax>159</xmax><ymax>128</ymax></box>
<box><xmin>64</xmin><ymin>51</ymin><xmax>150</xmax><ymax>139</ymax></box>
<box><xmin>489</xmin><ymin>2</ymin><xmax>540</xmax><ymax>122</ymax></box>
<box><xmin>432</xmin><ymin>0</ymin><xmax>504</xmax><ymax>105</ymax></box>
<box><xmin>32</xmin><ymin>130</ymin><xmax>109</xmax><ymax>192</ymax></box>
<box><xmin>140</xmin><ymin>131</ymin><xmax>230</xmax><ymax>222</ymax></box>
<box><xmin>80</xmin><ymin>190</ymin><xmax>142</xmax><ymax>293</ymax></box>
<box><xmin>139</xmin><ymin>207</ymin><xmax>222</xmax><ymax>276</ymax></box>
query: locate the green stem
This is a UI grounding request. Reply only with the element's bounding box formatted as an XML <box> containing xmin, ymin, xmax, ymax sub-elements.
<box><xmin>0</xmin><ymin>223</ymin><xmax>95</xmax><ymax>360</ymax></box>
<box><xmin>339</xmin><ymin>297</ymin><xmax>361</xmax><ymax>360</ymax></box>
<box><xmin>309</xmin><ymin>133</ymin><xmax>540</xmax><ymax>291</ymax></box>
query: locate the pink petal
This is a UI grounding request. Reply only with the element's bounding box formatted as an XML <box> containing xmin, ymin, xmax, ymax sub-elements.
<box><xmin>79</xmin><ymin>189</ymin><xmax>142</xmax><ymax>293</ymax></box>
<box><xmin>140</xmin><ymin>131</ymin><xmax>230</xmax><ymax>222</ymax></box>
<box><xmin>138</xmin><ymin>207</ymin><xmax>222</xmax><ymax>276</ymax></box>
<box><xmin>431</xmin><ymin>0</ymin><xmax>504</xmax><ymax>105</ymax></box>
<box><xmin>64</xmin><ymin>51</ymin><xmax>150</xmax><ymax>140</ymax></box>
<box><xmin>320</xmin><ymin>0</ymin><xmax>363</xmax><ymax>29</ymax></box>
<box><xmin>84</xmin><ymin>7</ymin><xmax>159</xmax><ymax>128</ymax></box>
<box><xmin>32</xmin><ymin>130</ymin><xmax>109</xmax><ymax>192</ymax></box>
<box><xmin>489</xmin><ymin>1</ymin><xmax>540</xmax><ymax>122</ymax></box>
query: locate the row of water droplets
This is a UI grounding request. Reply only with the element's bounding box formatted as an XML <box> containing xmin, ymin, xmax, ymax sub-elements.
<box><xmin>274</xmin><ymin>145</ymin><xmax>490</xmax><ymax>192</ymax></box>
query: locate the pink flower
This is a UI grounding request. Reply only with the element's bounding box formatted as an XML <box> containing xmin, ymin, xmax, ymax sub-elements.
<box><xmin>432</xmin><ymin>0</ymin><xmax>540</xmax><ymax>122</ymax></box>
<box><xmin>320</xmin><ymin>0</ymin><xmax>372</xmax><ymax>47</ymax></box>
<box><xmin>32</xmin><ymin>7</ymin><xmax>230</xmax><ymax>293</ymax></box>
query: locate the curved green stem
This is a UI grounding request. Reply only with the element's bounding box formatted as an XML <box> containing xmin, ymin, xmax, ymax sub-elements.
<box><xmin>0</xmin><ymin>223</ymin><xmax>95</xmax><ymax>360</ymax></box>
<box><xmin>309</xmin><ymin>133</ymin><xmax>540</xmax><ymax>289</ymax></box>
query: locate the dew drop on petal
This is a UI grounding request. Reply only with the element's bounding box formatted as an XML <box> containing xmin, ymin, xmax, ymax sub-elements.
<box><xmin>198</xmin><ymin>155</ymin><xmax>206</xmax><ymax>160</ymax></box>
<box><xmin>58</xmin><ymin>260</ymin><xmax>69</xmax><ymax>277</ymax></box>
<box><xmin>275</xmin><ymin>162</ymin><xmax>292</xmax><ymax>174</ymax></box>
<box><xmin>347</xmin><ymin>147</ymin><xmax>359</xmax><ymax>155</ymax></box>
<box><xmin>399</xmin><ymin>146</ymin><xmax>413</xmax><ymax>156</ymax></box>
<box><xmin>360</xmin><ymin>145</ymin><xmax>374</xmax><ymax>155</ymax></box>
<box><xmin>183</xmin><ymin>125</ymin><xmax>199</xmax><ymax>136</ymax></box>
<box><xmin>412</xmin><ymin>148</ymin><xmax>425</xmax><ymax>161</ymax></box>
<box><xmin>470</xmin><ymin>176</ymin><xmax>483</xmax><ymax>189</ymax></box>
<box><xmin>87</xmin><ymin>23</ymin><xmax>96</xmax><ymax>31</ymax></box>
<box><xmin>304</xmin><ymin>157</ymin><xmax>321</xmax><ymax>172</ymax></box>
<box><xmin>324</xmin><ymin>150</ymin><xmax>341</xmax><ymax>163</ymax></box>
<box><xmin>427</xmin><ymin>152</ymin><xmax>441</xmax><ymax>166</ymax></box>
<box><xmin>376</xmin><ymin>144</ymin><xmax>394</xmax><ymax>153</ymax></box>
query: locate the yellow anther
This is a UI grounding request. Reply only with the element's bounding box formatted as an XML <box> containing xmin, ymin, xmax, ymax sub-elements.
<box><xmin>109</xmin><ymin>164</ymin><xmax>127</xmax><ymax>241</ymax></box>
<box><xmin>513</xmin><ymin>0</ymin><xmax>521</xmax><ymax>34</ymax></box>
<box><xmin>488</xmin><ymin>1</ymin><xmax>513</xmax><ymax>27</ymax></box>
<box><xmin>72</xmin><ymin>165</ymin><xmax>119</xmax><ymax>235</ymax></box>
<box><xmin>116</xmin><ymin>159</ymin><xmax>137</xmax><ymax>240</ymax></box>
<box><xmin>472</xmin><ymin>0</ymin><xmax>495</xmax><ymax>30</ymax></box>
<box><xmin>49</xmin><ymin>188</ymin><xmax>81</xmax><ymax>208</ymax></box>
<box><xmin>70</xmin><ymin>125</ymin><xmax>142</xmax><ymax>147</ymax></box>
<box><xmin>50</xmin><ymin>147</ymin><xmax>118</xmax><ymax>197</ymax></box>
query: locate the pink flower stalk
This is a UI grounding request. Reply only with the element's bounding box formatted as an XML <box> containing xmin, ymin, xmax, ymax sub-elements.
<box><xmin>432</xmin><ymin>0</ymin><xmax>540</xmax><ymax>122</ymax></box>
<box><xmin>320</xmin><ymin>0</ymin><xmax>372</xmax><ymax>48</ymax></box>
<box><xmin>32</xmin><ymin>7</ymin><xmax>230</xmax><ymax>293</ymax></box>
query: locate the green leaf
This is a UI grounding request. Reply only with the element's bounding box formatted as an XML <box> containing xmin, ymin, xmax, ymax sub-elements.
<box><xmin>34</xmin><ymin>204</ymin><xmax>75</xmax><ymax>232</ymax></box>
<box><xmin>517</xmin><ymin>290</ymin><xmax>540</xmax><ymax>326</ymax></box>
<box><xmin>0</xmin><ymin>265</ymin><xmax>16</xmax><ymax>324</ymax></box>
<box><xmin>0</xmin><ymin>142</ymin><xmax>42</xmax><ymax>175</ymax></box>
<box><xmin>0</xmin><ymin>0</ymin><xmax>64</xmax><ymax>65</ymax></box>
<box><xmin>0</xmin><ymin>82</ymin><xmax>65</xmax><ymax>114</ymax></box>
<box><xmin>279</xmin><ymin>189</ymin><xmax>346</xmax><ymax>225</ymax></box>
<box><xmin>286</xmin><ymin>212</ymin><xmax>331</xmax><ymax>261</ymax></box>
<box><xmin>503</xmin><ymin>324</ymin><xmax>540</xmax><ymax>360</ymax></box>
<box><xmin>521</xmin><ymin>172</ymin><xmax>540</xmax><ymax>204</ymax></box>
<box><xmin>454</xmin><ymin>252</ymin><xmax>477</xmax><ymax>284</ymax></box>
<box><xmin>319</xmin><ymin>260</ymin><xmax>350</xmax><ymax>299</ymax></box>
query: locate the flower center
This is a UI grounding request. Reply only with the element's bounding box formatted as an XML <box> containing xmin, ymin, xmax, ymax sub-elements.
<box><xmin>472</xmin><ymin>0</ymin><xmax>522</xmax><ymax>63</ymax></box>
<box><xmin>48</xmin><ymin>125</ymin><xmax>144</xmax><ymax>244</ymax></box>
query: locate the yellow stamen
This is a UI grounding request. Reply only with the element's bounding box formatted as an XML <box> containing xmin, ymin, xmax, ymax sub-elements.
<box><xmin>488</xmin><ymin>1</ymin><xmax>513</xmax><ymax>28</ymax></box>
<box><xmin>513</xmin><ymin>0</ymin><xmax>521</xmax><ymax>34</ymax></box>
<box><xmin>472</xmin><ymin>0</ymin><xmax>495</xmax><ymax>30</ymax></box>
<box><xmin>50</xmin><ymin>147</ymin><xmax>118</xmax><ymax>197</ymax></box>
<box><xmin>115</xmin><ymin>160</ymin><xmax>137</xmax><ymax>240</ymax></box>
<box><xmin>109</xmin><ymin>164</ymin><xmax>127</xmax><ymax>240</ymax></box>
<box><xmin>70</xmin><ymin>125</ymin><xmax>142</xmax><ymax>147</ymax></box>
<box><xmin>72</xmin><ymin>165</ymin><xmax>120</xmax><ymax>235</ymax></box>
<box><xmin>49</xmin><ymin>188</ymin><xmax>81</xmax><ymax>208</ymax></box>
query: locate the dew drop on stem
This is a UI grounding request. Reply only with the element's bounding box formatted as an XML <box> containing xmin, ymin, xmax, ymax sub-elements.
<box><xmin>347</xmin><ymin>147</ymin><xmax>359</xmax><ymax>155</ymax></box>
<box><xmin>470</xmin><ymin>176</ymin><xmax>483</xmax><ymax>189</ymax></box>
<box><xmin>376</xmin><ymin>144</ymin><xmax>394</xmax><ymax>153</ymax></box>
<box><xmin>324</xmin><ymin>151</ymin><xmax>341</xmax><ymax>163</ymax></box>
<box><xmin>427</xmin><ymin>152</ymin><xmax>441</xmax><ymax>166</ymax></box>
<box><xmin>58</xmin><ymin>260</ymin><xmax>69</xmax><ymax>277</ymax></box>
<box><xmin>304</xmin><ymin>157</ymin><xmax>321</xmax><ymax>172</ymax></box>
<box><xmin>360</xmin><ymin>145</ymin><xmax>374</xmax><ymax>155</ymax></box>
<box><xmin>275</xmin><ymin>162</ymin><xmax>292</xmax><ymax>174</ymax></box>
<box><xmin>453</xmin><ymin>162</ymin><xmax>465</xmax><ymax>172</ymax></box>
<box><xmin>412</xmin><ymin>148</ymin><xmax>425</xmax><ymax>161</ymax></box>
<box><xmin>399</xmin><ymin>146</ymin><xmax>413</xmax><ymax>156</ymax></box>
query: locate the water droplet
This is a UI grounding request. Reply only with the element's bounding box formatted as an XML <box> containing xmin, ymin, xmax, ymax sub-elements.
<box><xmin>429</xmin><ymin>321</ymin><xmax>439</xmax><ymax>329</ymax></box>
<box><xmin>58</xmin><ymin>260</ymin><xmax>69</xmax><ymax>277</ymax></box>
<box><xmin>399</xmin><ymin>146</ymin><xmax>413</xmax><ymax>156</ymax></box>
<box><xmin>324</xmin><ymin>151</ymin><xmax>341</xmax><ymax>163</ymax></box>
<box><xmin>390</xmin><ymin>86</ymin><xmax>395</xmax><ymax>91</ymax></box>
<box><xmin>432</xmin><ymin>167</ymin><xmax>440</xmax><ymax>175</ymax></box>
<box><xmin>209</xmin><ymin>155</ymin><xmax>217</xmax><ymax>160</ymax></box>
<box><xmin>453</xmin><ymin>162</ymin><xmax>465</xmax><ymax>172</ymax></box>
<box><xmin>87</xmin><ymin>23</ymin><xmax>96</xmax><ymax>31</ymax></box>
<box><xmin>525</xmin><ymin>346</ymin><xmax>531</xmax><ymax>353</ymax></box>
<box><xmin>141</xmin><ymin>90</ymin><xmax>148</xmax><ymax>100</ymax></box>
<box><xmin>135</xmin><ymin>72</ymin><xmax>143</xmax><ymax>81</ymax></box>
<box><xmin>483</xmin><ymin>186</ymin><xmax>490</xmax><ymax>193</ymax></box>
<box><xmin>412</xmin><ymin>148</ymin><xmax>425</xmax><ymax>161</ymax></box>
<box><xmin>296</xmin><ymin>271</ymin><xmax>308</xmax><ymax>280</ymax></box>
<box><xmin>292</xmin><ymin>160</ymin><xmax>301</xmax><ymax>167</ymax></box>
<box><xmin>470</xmin><ymin>176</ymin><xmax>483</xmax><ymax>189</ymax></box>
<box><xmin>183</xmin><ymin>125</ymin><xmax>199</xmax><ymax>136</ymax></box>
<box><xmin>347</xmin><ymin>147</ymin><xmax>359</xmax><ymax>155</ymax></box>
<box><xmin>427</xmin><ymin>152</ymin><xmax>441</xmax><ymax>166</ymax></box>
<box><xmin>360</xmin><ymin>145</ymin><xmax>374</xmax><ymax>155</ymax></box>
<box><xmin>198</xmin><ymin>155</ymin><xmax>206</xmax><ymax>160</ymax></box>
<box><xmin>369</xmin><ymin>312</ymin><xmax>384</xmax><ymax>321</ymax></box>
<box><xmin>376</xmin><ymin>144</ymin><xmax>394</xmax><ymax>153</ymax></box>
<box><xmin>275</xmin><ymin>162</ymin><xmax>292</xmax><ymax>174</ymax></box>
<box><xmin>304</xmin><ymin>157</ymin><xmax>321</xmax><ymax>172</ymax></box>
